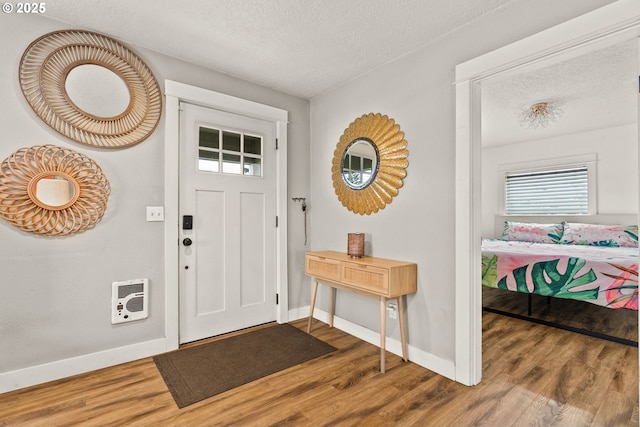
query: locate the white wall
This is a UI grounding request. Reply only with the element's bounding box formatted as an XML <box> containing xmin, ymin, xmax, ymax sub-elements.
<box><xmin>482</xmin><ymin>124</ymin><xmax>638</xmax><ymax>237</ymax></box>
<box><xmin>309</xmin><ymin>0</ymin><xmax>616</xmax><ymax>364</ymax></box>
<box><xmin>0</xmin><ymin>13</ymin><xmax>310</xmax><ymax>378</ymax></box>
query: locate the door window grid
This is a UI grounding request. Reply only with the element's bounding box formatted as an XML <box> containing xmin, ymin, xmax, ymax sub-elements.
<box><xmin>198</xmin><ymin>126</ymin><xmax>263</xmax><ymax>176</ymax></box>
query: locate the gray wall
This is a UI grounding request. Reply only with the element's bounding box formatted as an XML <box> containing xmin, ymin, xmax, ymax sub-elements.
<box><xmin>309</xmin><ymin>0</ymin><xmax>617</xmax><ymax>362</ymax></box>
<box><xmin>0</xmin><ymin>13</ymin><xmax>310</xmax><ymax>374</ymax></box>
<box><xmin>0</xmin><ymin>0</ymin><xmax>619</xmax><ymax>382</ymax></box>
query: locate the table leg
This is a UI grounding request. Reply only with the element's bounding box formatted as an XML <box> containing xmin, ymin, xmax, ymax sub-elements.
<box><xmin>307</xmin><ymin>279</ymin><xmax>318</xmax><ymax>333</ymax></box>
<box><xmin>380</xmin><ymin>296</ymin><xmax>386</xmax><ymax>373</ymax></box>
<box><xmin>329</xmin><ymin>287</ymin><xmax>336</xmax><ymax>328</ymax></box>
<box><xmin>398</xmin><ymin>296</ymin><xmax>408</xmax><ymax>362</ymax></box>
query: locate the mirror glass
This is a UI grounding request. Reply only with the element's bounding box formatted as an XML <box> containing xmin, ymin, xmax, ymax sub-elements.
<box><xmin>34</xmin><ymin>176</ymin><xmax>75</xmax><ymax>207</ymax></box>
<box><xmin>65</xmin><ymin>64</ymin><xmax>131</xmax><ymax>118</ymax></box>
<box><xmin>341</xmin><ymin>139</ymin><xmax>378</xmax><ymax>189</ymax></box>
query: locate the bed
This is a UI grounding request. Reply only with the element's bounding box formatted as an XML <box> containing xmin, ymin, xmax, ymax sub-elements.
<box><xmin>482</xmin><ymin>218</ymin><xmax>638</xmax><ymax>344</ymax></box>
<box><xmin>482</xmin><ymin>239</ymin><xmax>638</xmax><ymax>311</ymax></box>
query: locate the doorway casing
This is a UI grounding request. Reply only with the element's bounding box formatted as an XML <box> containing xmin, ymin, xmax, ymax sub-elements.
<box><xmin>164</xmin><ymin>80</ymin><xmax>289</xmax><ymax>351</ymax></box>
<box><xmin>454</xmin><ymin>0</ymin><xmax>640</xmax><ymax>386</ymax></box>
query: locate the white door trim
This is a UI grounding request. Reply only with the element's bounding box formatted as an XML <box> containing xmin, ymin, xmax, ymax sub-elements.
<box><xmin>454</xmin><ymin>0</ymin><xmax>640</xmax><ymax>386</ymax></box>
<box><xmin>164</xmin><ymin>80</ymin><xmax>289</xmax><ymax>351</ymax></box>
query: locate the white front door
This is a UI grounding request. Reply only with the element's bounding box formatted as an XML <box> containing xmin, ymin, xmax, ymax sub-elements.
<box><xmin>179</xmin><ymin>101</ymin><xmax>277</xmax><ymax>344</ymax></box>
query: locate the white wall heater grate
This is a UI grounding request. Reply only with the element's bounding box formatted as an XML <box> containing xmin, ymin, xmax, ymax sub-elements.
<box><xmin>111</xmin><ymin>278</ymin><xmax>148</xmax><ymax>324</ymax></box>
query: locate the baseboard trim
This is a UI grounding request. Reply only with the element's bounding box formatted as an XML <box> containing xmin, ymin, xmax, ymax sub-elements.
<box><xmin>0</xmin><ymin>338</ymin><xmax>167</xmax><ymax>394</ymax></box>
<box><xmin>288</xmin><ymin>306</ymin><xmax>455</xmax><ymax>381</ymax></box>
<box><xmin>2</xmin><ymin>308</ymin><xmax>456</xmax><ymax>395</ymax></box>
<box><xmin>287</xmin><ymin>306</ymin><xmax>312</xmax><ymax>322</ymax></box>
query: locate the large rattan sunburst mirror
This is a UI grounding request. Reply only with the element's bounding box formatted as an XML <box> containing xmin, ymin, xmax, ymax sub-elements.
<box><xmin>19</xmin><ymin>30</ymin><xmax>162</xmax><ymax>148</ymax></box>
<box><xmin>331</xmin><ymin>113</ymin><xmax>409</xmax><ymax>215</ymax></box>
<box><xmin>0</xmin><ymin>145</ymin><xmax>111</xmax><ymax>236</ymax></box>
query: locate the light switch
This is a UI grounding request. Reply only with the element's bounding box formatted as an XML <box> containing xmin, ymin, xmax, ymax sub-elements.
<box><xmin>146</xmin><ymin>206</ymin><xmax>164</xmax><ymax>222</ymax></box>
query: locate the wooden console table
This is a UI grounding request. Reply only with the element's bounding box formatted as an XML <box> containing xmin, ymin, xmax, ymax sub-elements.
<box><xmin>305</xmin><ymin>250</ymin><xmax>417</xmax><ymax>373</ymax></box>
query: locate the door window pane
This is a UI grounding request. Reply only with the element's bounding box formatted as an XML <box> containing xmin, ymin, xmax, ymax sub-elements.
<box><xmin>223</xmin><ymin>131</ymin><xmax>241</xmax><ymax>152</ymax></box>
<box><xmin>222</xmin><ymin>153</ymin><xmax>242</xmax><ymax>174</ymax></box>
<box><xmin>198</xmin><ymin>150</ymin><xmax>219</xmax><ymax>172</ymax></box>
<box><xmin>245</xmin><ymin>135</ymin><xmax>262</xmax><ymax>155</ymax></box>
<box><xmin>199</xmin><ymin>127</ymin><xmax>219</xmax><ymax>149</ymax></box>
<box><xmin>244</xmin><ymin>157</ymin><xmax>262</xmax><ymax>176</ymax></box>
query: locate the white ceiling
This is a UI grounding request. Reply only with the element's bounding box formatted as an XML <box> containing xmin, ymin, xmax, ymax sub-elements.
<box><xmin>42</xmin><ymin>0</ymin><xmax>635</xmax><ymax>145</ymax></box>
<box><xmin>44</xmin><ymin>0</ymin><xmax>517</xmax><ymax>99</ymax></box>
<box><xmin>481</xmin><ymin>39</ymin><xmax>637</xmax><ymax>147</ymax></box>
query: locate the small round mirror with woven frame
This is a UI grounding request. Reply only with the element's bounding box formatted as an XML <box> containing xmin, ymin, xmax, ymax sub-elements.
<box><xmin>0</xmin><ymin>145</ymin><xmax>111</xmax><ymax>236</ymax></box>
<box><xmin>332</xmin><ymin>113</ymin><xmax>409</xmax><ymax>215</ymax></box>
<box><xmin>19</xmin><ymin>30</ymin><xmax>162</xmax><ymax>148</ymax></box>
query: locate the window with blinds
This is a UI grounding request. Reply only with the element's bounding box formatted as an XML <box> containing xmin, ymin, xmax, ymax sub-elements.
<box><xmin>504</xmin><ymin>166</ymin><xmax>589</xmax><ymax>215</ymax></box>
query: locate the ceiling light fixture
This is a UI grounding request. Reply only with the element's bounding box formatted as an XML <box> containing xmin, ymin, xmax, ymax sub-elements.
<box><xmin>518</xmin><ymin>101</ymin><xmax>564</xmax><ymax>129</ymax></box>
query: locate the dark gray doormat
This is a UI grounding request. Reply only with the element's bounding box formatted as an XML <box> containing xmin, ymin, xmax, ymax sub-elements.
<box><xmin>153</xmin><ymin>323</ymin><xmax>336</xmax><ymax>408</ymax></box>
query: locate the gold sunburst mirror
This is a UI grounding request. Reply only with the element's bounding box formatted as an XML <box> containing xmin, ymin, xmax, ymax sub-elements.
<box><xmin>0</xmin><ymin>145</ymin><xmax>111</xmax><ymax>235</ymax></box>
<box><xmin>19</xmin><ymin>30</ymin><xmax>162</xmax><ymax>148</ymax></box>
<box><xmin>331</xmin><ymin>113</ymin><xmax>409</xmax><ymax>215</ymax></box>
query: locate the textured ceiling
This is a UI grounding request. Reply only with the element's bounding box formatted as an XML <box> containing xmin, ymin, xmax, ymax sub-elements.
<box><xmin>482</xmin><ymin>40</ymin><xmax>637</xmax><ymax>147</ymax></box>
<box><xmin>44</xmin><ymin>0</ymin><xmax>516</xmax><ymax>99</ymax></box>
<box><xmin>42</xmin><ymin>0</ymin><xmax>633</xmax><ymax>144</ymax></box>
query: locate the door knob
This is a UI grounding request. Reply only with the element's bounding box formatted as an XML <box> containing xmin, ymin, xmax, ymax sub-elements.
<box><xmin>183</xmin><ymin>238</ymin><xmax>193</xmax><ymax>246</ymax></box>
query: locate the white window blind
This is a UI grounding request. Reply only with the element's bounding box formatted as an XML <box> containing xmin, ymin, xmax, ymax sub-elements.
<box><xmin>505</xmin><ymin>166</ymin><xmax>589</xmax><ymax>215</ymax></box>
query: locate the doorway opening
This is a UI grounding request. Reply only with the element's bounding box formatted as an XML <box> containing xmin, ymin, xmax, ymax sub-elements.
<box><xmin>480</xmin><ymin>40</ymin><xmax>638</xmax><ymax>345</ymax></box>
<box><xmin>454</xmin><ymin>2</ymin><xmax>640</xmax><ymax>385</ymax></box>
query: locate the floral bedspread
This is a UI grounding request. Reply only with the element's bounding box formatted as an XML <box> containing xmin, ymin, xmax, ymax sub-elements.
<box><xmin>482</xmin><ymin>239</ymin><xmax>638</xmax><ymax>310</ymax></box>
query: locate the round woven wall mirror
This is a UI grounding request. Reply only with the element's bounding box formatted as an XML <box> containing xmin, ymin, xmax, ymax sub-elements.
<box><xmin>19</xmin><ymin>30</ymin><xmax>162</xmax><ymax>148</ymax></box>
<box><xmin>64</xmin><ymin>64</ymin><xmax>132</xmax><ymax>118</ymax></box>
<box><xmin>332</xmin><ymin>113</ymin><xmax>409</xmax><ymax>215</ymax></box>
<box><xmin>0</xmin><ymin>145</ymin><xmax>111</xmax><ymax>235</ymax></box>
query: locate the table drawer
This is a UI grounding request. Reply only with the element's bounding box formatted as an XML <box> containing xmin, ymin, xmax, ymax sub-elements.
<box><xmin>341</xmin><ymin>262</ymin><xmax>389</xmax><ymax>294</ymax></box>
<box><xmin>306</xmin><ymin>255</ymin><xmax>341</xmax><ymax>282</ymax></box>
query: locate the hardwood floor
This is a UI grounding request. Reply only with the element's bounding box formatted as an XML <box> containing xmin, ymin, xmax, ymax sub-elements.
<box><xmin>483</xmin><ymin>286</ymin><xmax>638</xmax><ymax>343</ymax></box>
<box><xmin>0</xmin><ymin>314</ymin><xmax>637</xmax><ymax>426</ymax></box>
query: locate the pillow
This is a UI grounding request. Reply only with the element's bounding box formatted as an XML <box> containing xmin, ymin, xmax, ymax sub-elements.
<box><xmin>560</xmin><ymin>222</ymin><xmax>638</xmax><ymax>247</ymax></box>
<box><xmin>501</xmin><ymin>221</ymin><xmax>563</xmax><ymax>244</ymax></box>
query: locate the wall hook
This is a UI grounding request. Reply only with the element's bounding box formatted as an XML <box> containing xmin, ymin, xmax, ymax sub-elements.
<box><xmin>292</xmin><ymin>197</ymin><xmax>308</xmax><ymax>245</ymax></box>
<box><xmin>292</xmin><ymin>197</ymin><xmax>307</xmax><ymax>211</ymax></box>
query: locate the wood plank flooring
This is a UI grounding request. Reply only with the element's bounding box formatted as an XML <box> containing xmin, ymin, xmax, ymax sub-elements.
<box><xmin>0</xmin><ymin>314</ymin><xmax>637</xmax><ymax>426</ymax></box>
<box><xmin>483</xmin><ymin>286</ymin><xmax>638</xmax><ymax>343</ymax></box>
